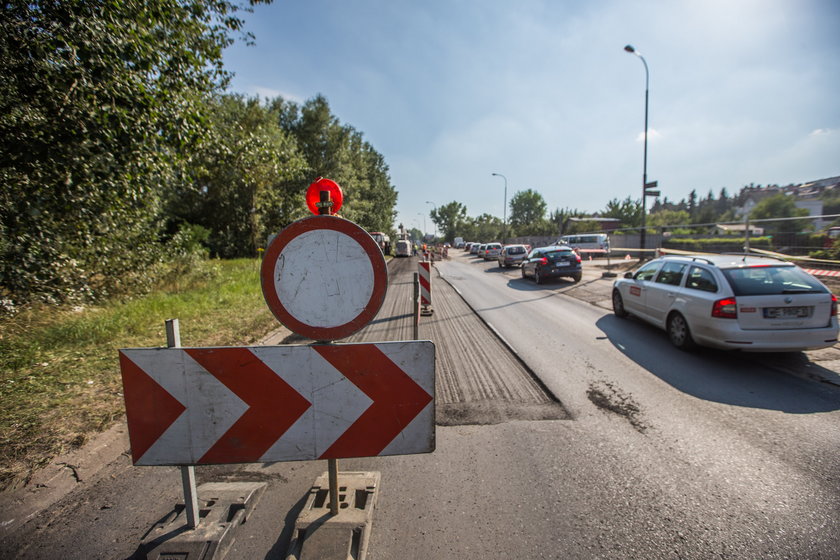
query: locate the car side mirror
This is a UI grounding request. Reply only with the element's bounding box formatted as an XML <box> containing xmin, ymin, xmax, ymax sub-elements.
<box><xmin>624</xmin><ymin>271</ymin><xmax>634</xmax><ymax>279</ymax></box>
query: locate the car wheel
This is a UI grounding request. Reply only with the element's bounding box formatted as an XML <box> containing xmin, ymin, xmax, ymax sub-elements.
<box><xmin>612</xmin><ymin>289</ymin><xmax>628</xmax><ymax>318</ymax></box>
<box><xmin>535</xmin><ymin>269</ymin><xmax>542</xmax><ymax>284</ymax></box>
<box><xmin>667</xmin><ymin>312</ymin><xmax>695</xmax><ymax>350</ymax></box>
<box><xmin>571</xmin><ymin>272</ymin><xmax>581</xmax><ymax>283</ymax></box>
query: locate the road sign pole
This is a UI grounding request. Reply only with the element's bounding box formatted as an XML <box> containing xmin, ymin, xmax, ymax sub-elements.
<box><xmin>328</xmin><ymin>458</ymin><xmax>339</xmax><ymax>516</ymax></box>
<box><xmin>413</xmin><ymin>272</ymin><xmax>420</xmax><ymax>340</ymax></box>
<box><xmin>165</xmin><ymin>319</ymin><xmax>200</xmax><ymax>530</ymax></box>
<box><xmin>314</xmin><ymin>335</ymin><xmax>341</xmax><ymax>517</ymax></box>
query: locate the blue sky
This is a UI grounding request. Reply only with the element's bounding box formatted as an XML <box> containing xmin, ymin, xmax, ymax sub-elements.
<box><xmin>222</xmin><ymin>0</ymin><xmax>840</xmax><ymax>234</ymax></box>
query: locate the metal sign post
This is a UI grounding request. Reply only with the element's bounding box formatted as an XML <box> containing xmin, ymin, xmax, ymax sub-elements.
<box><xmin>165</xmin><ymin>319</ymin><xmax>199</xmax><ymax>530</ymax></box>
<box><xmin>413</xmin><ymin>272</ymin><xmax>420</xmax><ymax>340</ymax></box>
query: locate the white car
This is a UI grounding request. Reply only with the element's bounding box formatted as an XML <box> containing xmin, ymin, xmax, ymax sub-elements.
<box><xmin>611</xmin><ymin>254</ymin><xmax>838</xmax><ymax>351</ymax></box>
<box><xmin>483</xmin><ymin>242</ymin><xmax>502</xmax><ymax>260</ymax></box>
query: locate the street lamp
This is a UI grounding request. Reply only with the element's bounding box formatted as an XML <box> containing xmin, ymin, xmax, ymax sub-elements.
<box><xmin>624</xmin><ymin>44</ymin><xmax>650</xmax><ymax>255</ymax></box>
<box><xmin>491</xmin><ymin>173</ymin><xmax>507</xmax><ymax>244</ymax></box>
<box><xmin>425</xmin><ymin>201</ymin><xmax>437</xmax><ymax>240</ymax></box>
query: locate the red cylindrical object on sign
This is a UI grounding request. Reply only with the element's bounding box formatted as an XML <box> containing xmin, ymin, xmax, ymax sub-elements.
<box><xmin>306</xmin><ymin>177</ymin><xmax>343</xmax><ymax>215</ymax></box>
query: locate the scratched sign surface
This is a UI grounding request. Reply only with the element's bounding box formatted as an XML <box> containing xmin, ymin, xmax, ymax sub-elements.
<box><xmin>261</xmin><ymin>215</ymin><xmax>387</xmax><ymax>340</ymax></box>
<box><xmin>119</xmin><ymin>341</ymin><xmax>435</xmax><ymax>466</ymax></box>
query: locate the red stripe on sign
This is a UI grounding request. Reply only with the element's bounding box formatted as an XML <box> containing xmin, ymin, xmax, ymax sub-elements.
<box><xmin>186</xmin><ymin>348</ymin><xmax>312</xmax><ymax>464</ymax></box>
<box><xmin>119</xmin><ymin>351</ymin><xmax>186</xmax><ymax>464</ymax></box>
<box><xmin>315</xmin><ymin>344</ymin><xmax>432</xmax><ymax>459</ymax></box>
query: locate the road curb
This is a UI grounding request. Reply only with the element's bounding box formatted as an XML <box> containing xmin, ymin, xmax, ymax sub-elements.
<box><xmin>0</xmin><ymin>422</ymin><xmax>130</xmax><ymax>538</ymax></box>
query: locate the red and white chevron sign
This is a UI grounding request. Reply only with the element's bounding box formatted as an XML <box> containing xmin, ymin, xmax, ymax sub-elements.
<box><xmin>118</xmin><ymin>341</ymin><xmax>435</xmax><ymax>466</ymax></box>
<box><xmin>418</xmin><ymin>261</ymin><xmax>432</xmax><ymax>305</ymax></box>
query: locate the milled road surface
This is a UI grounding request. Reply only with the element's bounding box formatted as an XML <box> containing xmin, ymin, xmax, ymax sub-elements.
<box><xmin>271</xmin><ymin>255</ymin><xmax>568</xmax><ymax>425</ymax></box>
<box><xmin>372</xmin><ymin>257</ymin><xmax>567</xmax><ymax>424</ymax></box>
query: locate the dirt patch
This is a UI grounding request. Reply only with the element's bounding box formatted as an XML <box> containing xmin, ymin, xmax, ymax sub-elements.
<box><xmin>586</xmin><ymin>380</ymin><xmax>648</xmax><ymax>433</ymax></box>
<box><xmin>437</xmin><ymin>401</ymin><xmax>568</xmax><ymax>426</ymax></box>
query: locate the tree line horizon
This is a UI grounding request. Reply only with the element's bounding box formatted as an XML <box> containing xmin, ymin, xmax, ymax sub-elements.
<box><xmin>426</xmin><ymin>182</ymin><xmax>840</xmax><ymax>245</ymax></box>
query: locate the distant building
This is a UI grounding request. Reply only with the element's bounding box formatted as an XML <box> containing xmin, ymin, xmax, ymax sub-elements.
<box><xmin>735</xmin><ymin>175</ymin><xmax>840</xmax><ymax>231</ymax></box>
<box><xmin>715</xmin><ymin>223</ymin><xmax>764</xmax><ymax>236</ymax></box>
<box><xmin>568</xmin><ymin>216</ymin><xmax>622</xmax><ymax>232</ymax></box>
<box><xmin>794</xmin><ymin>198</ymin><xmax>827</xmax><ymax>230</ymax></box>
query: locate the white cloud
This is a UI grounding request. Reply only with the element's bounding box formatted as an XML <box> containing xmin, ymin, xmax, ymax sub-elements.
<box><xmin>636</xmin><ymin>129</ymin><xmax>662</xmax><ymax>143</ymax></box>
<box><xmin>239</xmin><ymin>85</ymin><xmax>304</xmax><ymax>104</ymax></box>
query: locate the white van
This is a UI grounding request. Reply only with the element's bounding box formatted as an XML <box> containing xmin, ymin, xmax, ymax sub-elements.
<box><xmin>558</xmin><ymin>233</ymin><xmax>610</xmax><ymax>254</ymax></box>
<box><xmin>395</xmin><ymin>239</ymin><xmax>411</xmax><ymax>257</ymax></box>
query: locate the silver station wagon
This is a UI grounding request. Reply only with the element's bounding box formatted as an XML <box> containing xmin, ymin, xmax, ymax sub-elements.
<box><xmin>611</xmin><ymin>254</ymin><xmax>839</xmax><ymax>351</ymax></box>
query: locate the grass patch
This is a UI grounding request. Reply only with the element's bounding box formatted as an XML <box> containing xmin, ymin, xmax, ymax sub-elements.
<box><xmin>0</xmin><ymin>258</ymin><xmax>279</xmax><ymax>490</ymax></box>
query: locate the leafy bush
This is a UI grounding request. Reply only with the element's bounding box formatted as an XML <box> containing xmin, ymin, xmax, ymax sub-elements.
<box><xmin>663</xmin><ymin>237</ymin><xmax>773</xmax><ymax>252</ymax></box>
<box><xmin>809</xmin><ymin>238</ymin><xmax>840</xmax><ymax>261</ymax></box>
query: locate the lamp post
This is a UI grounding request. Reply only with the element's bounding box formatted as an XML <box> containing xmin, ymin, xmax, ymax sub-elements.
<box><xmin>425</xmin><ymin>201</ymin><xmax>437</xmax><ymax>241</ymax></box>
<box><xmin>492</xmin><ymin>173</ymin><xmax>507</xmax><ymax>244</ymax></box>
<box><xmin>417</xmin><ymin>212</ymin><xmax>426</xmax><ymax>239</ymax></box>
<box><xmin>624</xmin><ymin>44</ymin><xmax>650</xmax><ymax>256</ymax></box>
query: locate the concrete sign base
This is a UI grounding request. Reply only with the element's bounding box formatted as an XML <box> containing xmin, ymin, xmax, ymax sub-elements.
<box><xmin>285</xmin><ymin>471</ymin><xmax>380</xmax><ymax>560</ymax></box>
<box><xmin>140</xmin><ymin>481</ymin><xmax>266</xmax><ymax>560</ymax></box>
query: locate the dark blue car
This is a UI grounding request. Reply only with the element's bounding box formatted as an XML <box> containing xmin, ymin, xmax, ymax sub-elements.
<box><xmin>521</xmin><ymin>245</ymin><xmax>582</xmax><ymax>284</ymax></box>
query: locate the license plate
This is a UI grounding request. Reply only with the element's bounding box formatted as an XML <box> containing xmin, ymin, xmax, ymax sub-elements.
<box><xmin>554</xmin><ymin>260</ymin><xmax>568</xmax><ymax>267</ymax></box>
<box><xmin>763</xmin><ymin>306</ymin><xmax>810</xmax><ymax>319</ymax></box>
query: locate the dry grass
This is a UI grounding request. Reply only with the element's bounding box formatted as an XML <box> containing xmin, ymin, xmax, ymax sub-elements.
<box><xmin>0</xmin><ymin>258</ymin><xmax>279</xmax><ymax>490</ymax></box>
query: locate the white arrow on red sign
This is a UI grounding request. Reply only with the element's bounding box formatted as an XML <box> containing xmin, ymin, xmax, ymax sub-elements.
<box><xmin>118</xmin><ymin>341</ymin><xmax>435</xmax><ymax>466</ymax></box>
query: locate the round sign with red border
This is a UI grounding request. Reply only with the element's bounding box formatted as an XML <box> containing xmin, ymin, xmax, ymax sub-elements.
<box><xmin>261</xmin><ymin>215</ymin><xmax>387</xmax><ymax>341</ymax></box>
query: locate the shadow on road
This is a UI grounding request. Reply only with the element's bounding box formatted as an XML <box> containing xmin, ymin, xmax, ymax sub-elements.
<box><xmin>595</xmin><ymin>314</ymin><xmax>840</xmax><ymax>414</ymax></box>
<box><xmin>505</xmin><ymin>276</ymin><xmax>596</xmax><ymax>291</ymax></box>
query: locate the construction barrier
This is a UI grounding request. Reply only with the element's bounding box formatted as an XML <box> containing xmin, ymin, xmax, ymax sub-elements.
<box><xmin>418</xmin><ymin>261</ymin><xmax>432</xmax><ymax>308</ymax></box>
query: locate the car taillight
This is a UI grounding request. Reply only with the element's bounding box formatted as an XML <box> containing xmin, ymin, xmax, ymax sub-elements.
<box><xmin>831</xmin><ymin>294</ymin><xmax>837</xmax><ymax>317</ymax></box>
<box><xmin>575</xmin><ymin>254</ymin><xmax>582</xmax><ymax>263</ymax></box>
<box><xmin>538</xmin><ymin>257</ymin><xmax>548</xmax><ymax>265</ymax></box>
<box><xmin>712</xmin><ymin>297</ymin><xmax>737</xmax><ymax>319</ymax></box>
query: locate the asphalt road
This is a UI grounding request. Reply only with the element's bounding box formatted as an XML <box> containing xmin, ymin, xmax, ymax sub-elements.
<box><xmin>1</xmin><ymin>253</ymin><xmax>838</xmax><ymax>559</ymax></box>
<box><xmin>438</xmin><ymin>251</ymin><xmax>840</xmax><ymax>558</ymax></box>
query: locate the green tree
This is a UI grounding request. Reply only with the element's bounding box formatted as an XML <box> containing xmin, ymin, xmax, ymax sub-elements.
<box><xmin>407</xmin><ymin>227</ymin><xmax>423</xmax><ymax>243</ymax></box>
<box><xmin>430</xmin><ymin>202</ymin><xmax>468</xmax><ymax>243</ymax></box>
<box><xmin>602</xmin><ymin>197</ymin><xmax>643</xmax><ymax>228</ymax></box>
<box><xmin>551</xmin><ymin>208</ymin><xmax>588</xmax><ymax>236</ymax></box>
<box><xmin>509</xmin><ymin>189</ymin><xmax>547</xmax><ymax>232</ymax></box>
<box><xmin>564</xmin><ymin>219</ymin><xmax>602</xmax><ymax>235</ymax></box>
<box><xmin>167</xmin><ymin>95</ymin><xmax>307</xmax><ymax>257</ymax></box>
<box><xmin>647</xmin><ymin>209</ymin><xmax>691</xmax><ymax>234</ymax></box>
<box><xmin>461</xmin><ymin>214</ymin><xmax>504</xmax><ymax>242</ymax></box>
<box><xmin>284</xmin><ymin>95</ymin><xmax>396</xmax><ymax>233</ymax></box>
<box><xmin>0</xmin><ymin>0</ymin><xmax>270</xmax><ymax>306</ymax></box>
<box><xmin>750</xmin><ymin>194</ymin><xmax>811</xmax><ymax>234</ymax></box>
<box><xmin>687</xmin><ymin>190</ymin><xmax>698</xmax><ymax>215</ymax></box>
